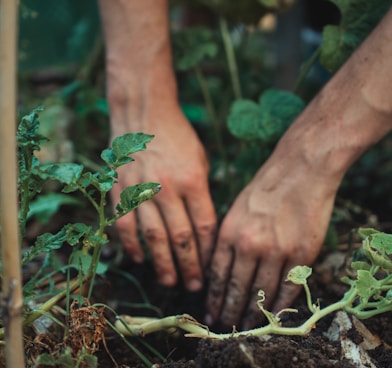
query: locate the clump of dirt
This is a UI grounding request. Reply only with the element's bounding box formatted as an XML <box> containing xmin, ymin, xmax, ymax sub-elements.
<box><xmin>155</xmin><ymin>335</ymin><xmax>354</xmax><ymax>368</ymax></box>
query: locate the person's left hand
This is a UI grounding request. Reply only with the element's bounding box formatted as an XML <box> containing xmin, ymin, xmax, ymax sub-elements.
<box><xmin>205</xmin><ymin>150</ymin><xmax>338</xmax><ymax>330</ymax></box>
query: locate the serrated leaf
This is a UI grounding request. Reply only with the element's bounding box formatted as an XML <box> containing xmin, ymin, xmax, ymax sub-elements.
<box><xmin>286</xmin><ymin>265</ymin><xmax>312</xmax><ymax>285</ymax></box>
<box><xmin>117</xmin><ymin>183</ymin><xmax>162</xmax><ymax>215</ymax></box>
<box><xmin>172</xmin><ymin>27</ymin><xmax>218</xmax><ymax>71</ymax></box>
<box><xmin>370</xmin><ymin>232</ymin><xmax>392</xmax><ymax>255</ymax></box>
<box><xmin>320</xmin><ymin>0</ymin><xmax>390</xmax><ymax>73</ymax></box>
<box><xmin>112</xmin><ymin>133</ymin><xmax>154</xmax><ymax>158</ymax></box>
<box><xmin>65</xmin><ymin>223</ymin><xmax>92</xmax><ymax>246</ymax></box>
<box><xmin>227</xmin><ymin>89</ymin><xmax>304</xmax><ymax>144</ymax></box>
<box><xmin>355</xmin><ymin>269</ymin><xmax>381</xmax><ymax>303</ymax></box>
<box><xmin>22</xmin><ymin>228</ymin><xmax>67</xmax><ymax>264</ymax></box>
<box><xmin>17</xmin><ymin>107</ymin><xmax>48</xmax><ymax>150</ymax></box>
<box><xmin>82</xmin><ymin>172</ymin><xmax>115</xmax><ymax>193</ymax></box>
<box><xmin>37</xmin><ymin>163</ymin><xmax>84</xmax><ymax>185</ymax></box>
<box><xmin>358</xmin><ymin>228</ymin><xmax>380</xmax><ymax>239</ymax></box>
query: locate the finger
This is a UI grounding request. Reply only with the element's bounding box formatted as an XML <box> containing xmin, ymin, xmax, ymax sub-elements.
<box><xmin>137</xmin><ymin>201</ymin><xmax>178</xmax><ymax>287</ymax></box>
<box><xmin>158</xmin><ymin>196</ymin><xmax>203</xmax><ymax>291</ymax></box>
<box><xmin>205</xmin><ymin>242</ymin><xmax>234</xmax><ymax>324</ymax></box>
<box><xmin>184</xmin><ymin>182</ymin><xmax>217</xmax><ymax>268</ymax></box>
<box><xmin>115</xmin><ymin>211</ymin><xmax>145</xmax><ymax>263</ymax></box>
<box><xmin>241</xmin><ymin>259</ymin><xmax>284</xmax><ymax>330</ymax></box>
<box><xmin>219</xmin><ymin>257</ymin><xmax>258</xmax><ymax>328</ymax></box>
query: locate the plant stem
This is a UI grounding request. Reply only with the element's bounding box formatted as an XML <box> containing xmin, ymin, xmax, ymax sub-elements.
<box><xmin>293</xmin><ymin>46</ymin><xmax>321</xmax><ymax>94</ymax></box>
<box><xmin>219</xmin><ymin>17</ymin><xmax>242</xmax><ymax>100</ymax></box>
<box><xmin>87</xmin><ymin>191</ymin><xmax>107</xmax><ymax>298</ymax></box>
<box><xmin>0</xmin><ymin>275</ymin><xmax>89</xmax><ymax>341</ymax></box>
<box><xmin>194</xmin><ymin>65</ymin><xmax>228</xmax><ymax>172</ymax></box>
<box><xmin>303</xmin><ymin>283</ymin><xmax>317</xmax><ymax>313</ymax></box>
<box><xmin>115</xmin><ymin>288</ymin><xmax>359</xmax><ymax>339</ymax></box>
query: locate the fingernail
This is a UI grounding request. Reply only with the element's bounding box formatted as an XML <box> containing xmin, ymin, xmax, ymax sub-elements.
<box><xmin>187</xmin><ymin>278</ymin><xmax>202</xmax><ymax>291</ymax></box>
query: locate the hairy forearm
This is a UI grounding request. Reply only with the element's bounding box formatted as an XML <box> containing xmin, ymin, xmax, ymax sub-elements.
<box><xmin>275</xmin><ymin>8</ymin><xmax>392</xmax><ymax>183</ymax></box>
<box><xmin>98</xmin><ymin>0</ymin><xmax>179</xmax><ymax>129</ymax></box>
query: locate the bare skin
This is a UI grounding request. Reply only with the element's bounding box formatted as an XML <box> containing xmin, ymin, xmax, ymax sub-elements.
<box><xmin>206</xmin><ymin>8</ymin><xmax>392</xmax><ymax>329</ymax></box>
<box><xmin>99</xmin><ymin>0</ymin><xmax>392</xmax><ymax>329</ymax></box>
<box><xmin>99</xmin><ymin>0</ymin><xmax>217</xmax><ymax>292</ymax></box>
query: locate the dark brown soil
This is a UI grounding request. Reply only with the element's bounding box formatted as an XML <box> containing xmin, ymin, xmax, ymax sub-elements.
<box><xmin>90</xmin><ymin>248</ymin><xmax>392</xmax><ymax>368</ymax></box>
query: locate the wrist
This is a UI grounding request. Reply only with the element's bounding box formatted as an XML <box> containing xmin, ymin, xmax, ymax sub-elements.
<box><xmin>106</xmin><ymin>63</ymin><xmax>181</xmax><ymax>134</ymax></box>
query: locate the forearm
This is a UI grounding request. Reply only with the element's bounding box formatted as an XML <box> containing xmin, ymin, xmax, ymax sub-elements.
<box><xmin>275</xmin><ymin>8</ymin><xmax>392</xmax><ymax>183</ymax></box>
<box><xmin>98</xmin><ymin>0</ymin><xmax>179</xmax><ymax>131</ymax></box>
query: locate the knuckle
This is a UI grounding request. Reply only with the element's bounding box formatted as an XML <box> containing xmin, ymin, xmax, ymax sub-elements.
<box><xmin>143</xmin><ymin>227</ymin><xmax>166</xmax><ymax>244</ymax></box>
<box><xmin>236</xmin><ymin>232</ymin><xmax>266</xmax><ymax>256</ymax></box>
<box><xmin>171</xmin><ymin>229</ymin><xmax>193</xmax><ymax>250</ymax></box>
<box><xmin>194</xmin><ymin>221</ymin><xmax>216</xmax><ymax>238</ymax></box>
<box><xmin>115</xmin><ymin>217</ymin><xmax>132</xmax><ymax>233</ymax></box>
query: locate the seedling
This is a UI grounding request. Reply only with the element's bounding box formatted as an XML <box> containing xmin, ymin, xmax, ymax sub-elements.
<box><xmin>116</xmin><ymin>228</ymin><xmax>392</xmax><ymax>338</ymax></box>
<box><xmin>0</xmin><ymin>108</ymin><xmax>162</xmax><ymax>366</ymax></box>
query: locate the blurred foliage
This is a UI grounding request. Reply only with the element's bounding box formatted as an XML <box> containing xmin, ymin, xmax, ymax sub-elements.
<box><xmin>17</xmin><ymin>0</ymin><xmax>392</xmax><ymax>228</ymax></box>
<box><xmin>179</xmin><ymin>0</ymin><xmax>295</xmax><ymax>23</ymax></box>
<box><xmin>227</xmin><ymin>88</ymin><xmax>305</xmax><ymax>144</ymax></box>
<box><xmin>320</xmin><ymin>0</ymin><xmax>391</xmax><ymax>73</ymax></box>
<box><xmin>19</xmin><ymin>0</ymin><xmax>100</xmax><ymax>71</ymax></box>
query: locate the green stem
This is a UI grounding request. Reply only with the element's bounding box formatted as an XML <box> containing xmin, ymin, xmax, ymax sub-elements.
<box><xmin>219</xmin><ymin>17</ymin><xmax>242</xmax><ymax>100</ymax></box>
<box><xmin>194</xmin><ymin>65</ymin><xmax>228</xmax><ymax>171</ymax></box>
<box><xmin>0</xmin><ymin>276</ymin><xmax>89</xmax><ymax>340</ymax></box>
<box><xmin>87</xmin><ymin>191</ymin><xmax>107</xmax><ymax>298</ymax></box>
<box><xmin>293</xmin><ymin>46</ymin><xmax>321</xmax><ymax>94</ymax></box>
<box><xmin>115</xmin><ymin>288</ymin><xmax>358</xmax><ymax>339</ymax></box>
<box><xmin>303</xmin><ymin>283</ymin><xmax>317</xmax><ymax>313</ymax></box>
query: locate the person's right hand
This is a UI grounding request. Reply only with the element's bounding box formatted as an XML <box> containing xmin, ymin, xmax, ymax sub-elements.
<box><xmin>110</xmin><ymin>104</ymin><xmax>217</xmax><ymax>292</ymax></box>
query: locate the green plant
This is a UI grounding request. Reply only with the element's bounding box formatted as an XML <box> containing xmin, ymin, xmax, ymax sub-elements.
<box><xmin>0</xmin><ymin>108</ymin><xmax>161</xmax><ymax>366</ymax></box>
<box><xmin>115</xmin><ymin>228</ymin><xmax>392</xmax><ymax>339</ymax></box>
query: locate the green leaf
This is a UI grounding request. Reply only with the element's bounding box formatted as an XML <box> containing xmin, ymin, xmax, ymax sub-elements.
<box><xmin>112</xmin><ymin>132</ymin><xmax>154</xmax><ymax>157</ymax></box>
<box><xmin>355</xmin><ymin>269</ymin><xmax>381</xmax><ymax>303</ymax></box>
<box><xmin>102</xmin><ymin>133</ymin><xmax>154</xmax><ymax>168</ymax></box>
<box><xmin>65</xmin><ymin>223</ymin><xmax>92</xmax><ymax>246</ymax></box>
<box><xmin>37</xmin><ymin>163</ymin><xmax>84</xmax><ymax>185</ymax></box>
<box><xmin>36</xmin><ymin>348</ymin><xmax>75</xmax><ymax>367</ymax></box>
<box><xmin>64</xmin><ymin>223</ymin><xmax>108</xmax><ymax>249</ymax></box>
<box><xmin>82</xmin><ymin>172</ymin><xmax>116</xmax><ymax>193</ymax></box>
<box><xmin>286</xmin><ymin>265</ymin><xmax>312</xmax><ymax>285</ymax></box>
<box><xmin>370</xmin><ymin>232</ymin><xmax>392</xmax><ymax>255</ymax></box>
<box><xmin>320</xmin><ymin>0</ymin><xmax>390</xmax><ymax>73</ymax></box>
<box><xmin>17</xmin><ymin>107</ymin><xmax>48</xmax><ymax>150</ymax></box>
<box><xmin>22</xmin><ymin>229</ymin><xmax>67</xmax><ymax>264</ymax></box>
<box><xmin>70</xmin><ymin>249</ymin><xmax>108</xmax><ymax>276</ymax></box>
<box><xmin>351</xmin><ymin>261</ymin><xmax>371</xmax><ymax>271</ymax></box>
<box><xmin>172</xmin><ymin>27</ymin><xmax>218</xmax><ymax>71</ymax></box>
<box><xmin>27</xmin><ymin>193</ymin><xmax>81</xmax><ymax>224</ymax></box>
<box><xmin>116</xmin><ymin>183</ymin><xmax>162</xmax><ymax>215</ymax></box>
<box><xmin>100</xmin><ymin>147</ymin><xmax>118</xmax><ymax>166</ymax></box>
<box><xmin>227</xmin><ymin>89</ymin><xmax>304</xmax><ymax>144</ymax></box>
<box><xmin>358</xmin><ymin>228</ymin><xmax>380</xmax><ymax>239</ymax></box>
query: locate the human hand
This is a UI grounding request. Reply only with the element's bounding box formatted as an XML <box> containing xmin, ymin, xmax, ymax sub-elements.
<box><xmin>110</xmin><ymin>106</ymin><xmax>217</xmax><ymax>292</ymax></box>
<box><xmin>206</xmin><ymin>150</ymin><xmax>339</xmax><ymax>330</ymax></box>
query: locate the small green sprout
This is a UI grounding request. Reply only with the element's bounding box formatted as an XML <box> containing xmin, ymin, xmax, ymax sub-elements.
<box><xmin>116</xmin><ymin>228</ymin><xmax>392</xmax><ymax>339</ymax></box>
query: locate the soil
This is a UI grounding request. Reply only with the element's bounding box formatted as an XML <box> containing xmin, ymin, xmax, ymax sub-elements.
<box><xmin>90</xmin><ymin>243</ymin><xmax>392</xmax><ymax>368</ymax></box>
<box><xmin>20</xmin><ymin>206</ymin><xmax>392</xmax><ymax>368</ymax></box>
